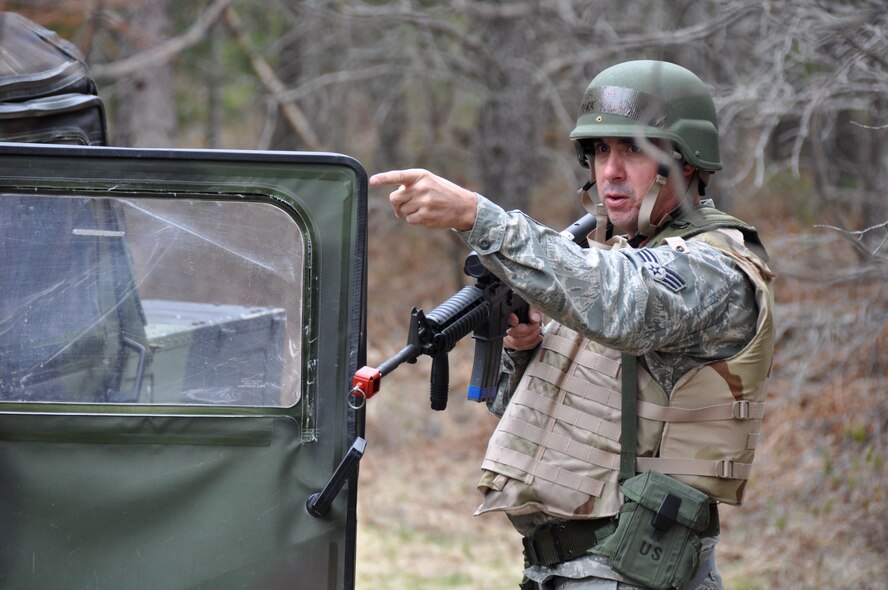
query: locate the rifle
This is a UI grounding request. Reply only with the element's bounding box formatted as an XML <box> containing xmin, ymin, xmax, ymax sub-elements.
<box><xmin>351</xmin><ymin>212</ymin><xmax>598</xmax><ymax>411</ymax></box>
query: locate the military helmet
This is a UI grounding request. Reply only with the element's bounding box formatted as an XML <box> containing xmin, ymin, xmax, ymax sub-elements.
<box><xmin>570</xmin><ymin>60</ymin><xmax>721</xmax><ymax>172</ymax></box>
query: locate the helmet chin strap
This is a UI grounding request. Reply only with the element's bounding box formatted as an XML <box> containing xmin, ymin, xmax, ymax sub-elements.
<box><xmin>637</xmin><ymin>167</ymin><xmax>701</xmax><ymax>239</ymax></box>
<box><xmin>579</xmin><ymin>156</ymin><xmax>609</xmax><ymax>244</ymax></box>
<box><xmin>580</xmin><ymin>181</ymin><xmax>610</xmax><ymax>244</ymax></box>
<box><xmin>636</xmin><ymin>167</ymin><xmax>669</xmax><ymax>238</ymax></box>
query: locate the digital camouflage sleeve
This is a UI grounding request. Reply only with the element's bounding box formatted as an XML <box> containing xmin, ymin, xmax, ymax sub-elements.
<box><xmin>457</xmin><ymin>195</ymin><xmax>758</xmax><ymax>411</ymax></box>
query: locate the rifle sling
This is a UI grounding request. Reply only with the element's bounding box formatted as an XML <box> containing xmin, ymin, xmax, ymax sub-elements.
<box><xmin>619</xmin><ymin>353</ymin><xmax>638</xmax><ymax>482</ymax></box>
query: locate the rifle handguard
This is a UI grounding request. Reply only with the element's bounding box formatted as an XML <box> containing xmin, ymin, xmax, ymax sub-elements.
<box><xmin>424</xmin><ymin>285</ymin><xmax>491</xmax><ymax>352</ymax></box>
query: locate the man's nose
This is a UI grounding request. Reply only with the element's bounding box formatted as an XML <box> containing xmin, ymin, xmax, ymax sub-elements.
<box><xmin>601</xmin><ymin>152</ymin><xmax>626</xmax><ymax>181</ymax></box>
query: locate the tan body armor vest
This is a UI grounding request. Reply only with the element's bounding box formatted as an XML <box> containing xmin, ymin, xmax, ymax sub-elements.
<box><xmin>477</xmin><ymin>226</ymin><xmax>775</xmax><ymax>521</ymax></box>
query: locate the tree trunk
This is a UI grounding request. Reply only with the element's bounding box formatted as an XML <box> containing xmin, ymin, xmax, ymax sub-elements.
<box><xmin>474</xmin><ymin>13</ymin><xmax>542</xmax><ymax>213</ymax></box>
<box><xmin>113</xmin><ymin>0</ymin><xmax>177</xmax><ymax>148</ymax></box>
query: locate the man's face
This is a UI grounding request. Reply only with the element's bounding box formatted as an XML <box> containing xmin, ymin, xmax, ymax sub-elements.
<box><xmin>591</xmin><ymin>137</ymin><xmax>678</xmax><ymax>237</ymax></box>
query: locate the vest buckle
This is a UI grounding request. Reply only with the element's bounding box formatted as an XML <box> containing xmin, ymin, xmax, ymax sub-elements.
<box><xmin>716</xmin><ymin>460</ymin><xmax>736</xmax><ymax>478</ymax></box>
<box><xmin>732</xmin><ymin>400</ymin><xmax>751</xmax><ymax>420</ymax></box>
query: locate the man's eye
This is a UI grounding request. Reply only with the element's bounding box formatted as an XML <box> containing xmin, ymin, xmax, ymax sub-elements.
<box><xmin>628</xmin><ymin>144</ymin><xmax>641</xmax><ymax>153</ymax></box>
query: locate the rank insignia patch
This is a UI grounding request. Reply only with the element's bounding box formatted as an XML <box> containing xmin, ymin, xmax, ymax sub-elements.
<box><xmin>637</xmin><ymin>249</ymin><xmax>687</xmax><ymax>292</ymax></box>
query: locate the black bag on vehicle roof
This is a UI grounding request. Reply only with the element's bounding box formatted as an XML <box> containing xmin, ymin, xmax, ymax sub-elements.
<box><xmin>0</xmin><ymin>11</ymin><xmax>107</xmax><ymax>145</ymax></box>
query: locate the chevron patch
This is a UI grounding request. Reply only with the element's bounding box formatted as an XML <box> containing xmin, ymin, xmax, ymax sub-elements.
<box><xmin>637</xmin><ymin>249</ymin><xmax>686</xmax><ymax>292</ymax></box>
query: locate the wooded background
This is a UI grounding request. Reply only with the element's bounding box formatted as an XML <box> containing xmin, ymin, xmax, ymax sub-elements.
<box><xmin>6</xmin><ymin>1</ymin><xmax>885</xmax><ymax>588</ymax></box>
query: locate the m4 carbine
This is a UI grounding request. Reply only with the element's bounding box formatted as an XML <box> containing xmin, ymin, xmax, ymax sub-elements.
<box><xmin>352</xmin><ymin>213</ymin><xmax>597</xmax><ymax>410</ymax></box>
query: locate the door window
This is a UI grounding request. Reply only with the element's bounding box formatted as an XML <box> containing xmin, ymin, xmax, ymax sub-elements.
<box><xmin>0</xmin><ymin>193</ymin><xmax>304</xmax><ymax>407</ymax></box>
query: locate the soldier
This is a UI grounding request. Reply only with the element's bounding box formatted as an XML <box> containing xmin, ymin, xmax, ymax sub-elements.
<box><xmin>371</xmin><ymin>60</ymin><xmax>775</xmax><ymax>590</ymax></box>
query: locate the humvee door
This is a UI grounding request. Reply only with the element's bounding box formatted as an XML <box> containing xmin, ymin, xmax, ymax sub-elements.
<box><xmin>0</xmin><ymin>143</ymin><xmax>366</xmax><ymax>589</ymax></box>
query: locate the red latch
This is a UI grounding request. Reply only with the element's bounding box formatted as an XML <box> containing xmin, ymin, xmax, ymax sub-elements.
<box><xmin>352</xmin><ymin>366</ymin><xmax>382</xmax><ymax>400</ymax></box>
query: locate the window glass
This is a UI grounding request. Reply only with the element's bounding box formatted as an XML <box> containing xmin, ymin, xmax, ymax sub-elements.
<box><xmin>0</xmin><ymin>193</ymin><xmax>304</xmax><ymax>407</ymax></box>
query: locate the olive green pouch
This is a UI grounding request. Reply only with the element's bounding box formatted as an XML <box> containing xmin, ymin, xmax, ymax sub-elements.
<box><xmin>593</xmin><ymin>471</ymin><xmax>710</xmax><ymax>590</ymax></box>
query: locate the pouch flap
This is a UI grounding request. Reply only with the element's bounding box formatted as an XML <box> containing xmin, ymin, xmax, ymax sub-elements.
<box><xmin>621</xmin><ymin>470</ymin><xmax>710</xmax><ymax>532</ymax></box>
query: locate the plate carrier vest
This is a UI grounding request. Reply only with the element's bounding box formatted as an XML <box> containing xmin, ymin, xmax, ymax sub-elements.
<box><xmin>476</xmin><ymin>209</ymin><xmax>776</xmax><ymax>521</ymax></box>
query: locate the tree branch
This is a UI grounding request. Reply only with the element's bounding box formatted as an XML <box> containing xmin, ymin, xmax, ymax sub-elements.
<box><xmin>89</xmin><ymin>0</ymin><xmax>235</xmax><ymax>80</ymax></box>
<box><xmin>222</xmin><ymin>6</ymin><xmax>321</xmax><ymax>151</ymax></box>
<box><xmin>816</xmin><ymin>220</ymin><xmax>888</xmax><ymax>258</ymax></box>
<box><xmin>541</xmin><ymin>3</ymin><xmax>762</xmax><ymax>76</ymax></box>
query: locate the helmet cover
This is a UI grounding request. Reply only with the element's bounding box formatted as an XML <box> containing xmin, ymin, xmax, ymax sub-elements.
<box><xmin>571</xmin><ymin>60</ymin><xmax>721</xmax><ymax>172</ymax></box>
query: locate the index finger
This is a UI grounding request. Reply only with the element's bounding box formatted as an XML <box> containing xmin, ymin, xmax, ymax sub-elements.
<box><xmin>369</xmin><ymin>169</ymin><xmax>424</xmax><ymax>188</ymax></box>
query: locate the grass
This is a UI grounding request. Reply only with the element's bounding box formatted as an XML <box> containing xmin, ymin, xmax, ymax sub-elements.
<box><xmin>355</xmin><ymin>388</ymin><xmax>524</xmax><ymax>589</ymax></box>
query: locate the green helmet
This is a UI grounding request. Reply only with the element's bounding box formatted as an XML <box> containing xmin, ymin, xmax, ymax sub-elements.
<box><xmin>570</xmin><ymin>60</ymin><xmax>721</xmax><ymax>172</ymax></box>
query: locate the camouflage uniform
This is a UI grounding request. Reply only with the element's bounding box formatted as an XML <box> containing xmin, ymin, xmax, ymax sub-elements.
<box><xmin>457</xmin><ymin>195</ymin><xmax>773</xmax><ymax>590</ymax></box>
<box><xmin>462</xmin><ymin>196</ymin><xmax>759</xmax><ymax>384</ymax></box>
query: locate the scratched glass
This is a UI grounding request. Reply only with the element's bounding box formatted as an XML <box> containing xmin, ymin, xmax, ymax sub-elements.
<box><xmin>0</xmin><ymin>194</ymin><xmax>303</xmax><ymax>407</ymax></box>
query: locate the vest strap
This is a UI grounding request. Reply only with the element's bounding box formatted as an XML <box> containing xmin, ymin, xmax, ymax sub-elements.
<box><xmin>542</xmin><ymin>333</ymin><xmax>621</xmax><ymax>378</ymax></box>
<box><xmin>530</xmin><ymin>357</ymin><xmax>763</xmax><ymax>425</ymax></box>
<box><xmin>746</xmin><ymin>432</ymin><xmax>759</xmax><ymax>450</ymax></box>
<box><xmin>509</xmin><ymin>391</ymin><xmax>622</xmax><ymax>442</ymax></box>
<box><xmin>636</xmin><ymin>457</ymin><xmax>754</xmax><ymax>480</ymax></box>
<box><xmin>636</xmin><ymin>398</ymin><xmax>765</xmax><ymax>422</ymax></box>
<box><xmin>526</xmin><ymin>363</ymin><xmax>622</xmax><ymax>409</ymax></box>
<box><xmin>496</xmin><ymin>414</ymin><xmax>622</xmax><ymax>473</ymax></box>
<box><xmin>482</xmin><ymin>445</ymin><xmax>606</xmax><ymax>497</ymax></box>
<box><xmin>541</xmin><ymin>331</ymin><xmax>581</xmax><ymax>358</ymax></box>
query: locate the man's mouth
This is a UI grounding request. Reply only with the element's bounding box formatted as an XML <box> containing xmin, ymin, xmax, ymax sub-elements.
<box><xmin>602</xmin><ymin>183</ymin><xmax>632</xmax><ymax>203</ymax></box>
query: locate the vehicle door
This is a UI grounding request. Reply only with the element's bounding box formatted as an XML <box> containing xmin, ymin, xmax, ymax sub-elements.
<box><xmin>0</xmin><ymin>142</ymin><xmax>366</xmax><ymax>589</ymax></box>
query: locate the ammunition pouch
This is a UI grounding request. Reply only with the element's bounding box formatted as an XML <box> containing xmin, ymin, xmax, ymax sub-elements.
<box><xmin>594</xmin><ymin>471</ymin><xmax>711</xmax><ymax>590</ymax></box>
